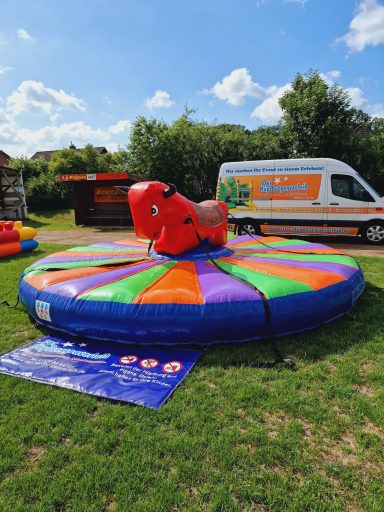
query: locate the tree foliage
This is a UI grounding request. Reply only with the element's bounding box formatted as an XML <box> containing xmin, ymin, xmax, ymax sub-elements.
<box><xmin>11</xmin><ymin>145</ymin><xmax>131</xmax><ymax>208</ymax></box>
<box><xmin>126</xmin><ymin>110</ymin><xmax>288</xmax><ymax>200</ymax></box>
<box><xmin>279</xmin><ymin>70</ymin><xmax>354</xmax><ymax>158</ymax></box>
<box><xmin>10</xmin><ymin>70</ymin><xmax>384</xmax><ymax>210</ymax></box>
<box><xmin>279</xmin><ymin>70</ymin><xmax>384</xmax><ymax>191</ymax></box>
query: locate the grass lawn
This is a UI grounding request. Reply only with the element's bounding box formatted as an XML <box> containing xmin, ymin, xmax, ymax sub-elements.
<box><xmin>0</xmin><ymin>245</ymin><xmax>384</xmax><ymax>511</ymax></box>
<box><xmin>27</xmin><ymin>209</ymin><xmax>77</xmax><ymax>231</ymax></box>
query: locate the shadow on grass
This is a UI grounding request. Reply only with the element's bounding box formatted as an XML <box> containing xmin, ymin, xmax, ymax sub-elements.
<box><xmin>200</xmin><ymin>282</ymin><xmax>384</xmax><ymax>368</ymax></box>
<box><xmin>26</xmin><ymin>209</ymin><xmax>73</xmax><ymax>229</ymax></box>
<box><xmin>17</xmin><ymin>282</ymin><xmax>383</xmax><ymax>373</ymax></box>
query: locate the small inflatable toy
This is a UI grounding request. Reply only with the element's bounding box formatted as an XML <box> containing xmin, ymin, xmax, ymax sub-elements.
<box><xmin>18</xmin><ymin>182</ymin><xmax>364</xmax><ymax>346</ymax></box>
<box><xmin>0</xmin><ymin>220</ymin><xmax>38</xmax><ymax>258</ymax></box>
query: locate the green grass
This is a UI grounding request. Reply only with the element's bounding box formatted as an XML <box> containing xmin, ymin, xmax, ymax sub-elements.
<box><xmin>0</xmin><ymin>245</ymin><xmax>384</xmax><ymax>511</ymax></box>
<box><xmin>27</xmin><ymin>209</ymin><xmax>77</xmax><ymax>231</ymax></box>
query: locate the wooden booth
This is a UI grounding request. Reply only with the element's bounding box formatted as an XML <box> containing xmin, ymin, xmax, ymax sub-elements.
<box><xmin>58</xmin><ymin>172</ymin><xmax>144</xmax><ymax>226</ymax></box>
<box><xmin>0</xmin><ymin>165</ymin><xmax>28</xmax><ymax>220</ymax></box>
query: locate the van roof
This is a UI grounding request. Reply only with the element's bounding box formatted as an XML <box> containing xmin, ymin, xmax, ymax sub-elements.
<box><xmin>220</xmin><ymin>158</ymin><xmax>354</xmax><ymax>169</ymax></box>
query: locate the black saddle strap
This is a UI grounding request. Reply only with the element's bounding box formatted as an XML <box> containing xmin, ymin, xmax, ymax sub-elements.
<box><xmin>188</xmin><ymin>216</ymin><xmax>296</xmax><ymax>370</ymax></box>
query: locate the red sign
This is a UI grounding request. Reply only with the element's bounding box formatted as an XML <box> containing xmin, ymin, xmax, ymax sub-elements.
<box><xmin>58</xmin><ymin>173</ymin><xmax>130</xmax><ymax>182</ymax></box>
<box><xmin>59</xmin><ymin>174</ymin><xmax>87</xmax><ymax>182</ymax></box>
<box><xmin>139</xmin><ymin>358</ymin><xmax>159</xmax><ymax>369</ymax></box>
<box><xmin>162</xmin><ymin>361</ymin><xmax>183</xmax><ymax>373</ymax></box>
<box><xmin>119</xmin><ymin>355</ymin><xmax>138</xmax><ymax>364</ymax></box>
<box><xmin>94</xmin><ymin>186</ymin><xmax>127</xmax><ymax>203</ymax></box>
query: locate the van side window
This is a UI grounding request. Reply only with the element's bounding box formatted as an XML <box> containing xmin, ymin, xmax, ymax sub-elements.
<box><xmin>331</xmin><ymin>174</ymin><xmax>373</xmax><ymax>202</ymax></box>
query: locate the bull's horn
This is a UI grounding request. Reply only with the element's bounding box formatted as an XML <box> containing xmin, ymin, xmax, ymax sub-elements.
<box><xmin>114</xmin><ymin>186</ymin><xmax>130</xmax><ymax>194</ymax></box>
<box><xmin>163</xmin><ymin>183</ymin><xmax>177</xmax><ymax>198</ymax></box>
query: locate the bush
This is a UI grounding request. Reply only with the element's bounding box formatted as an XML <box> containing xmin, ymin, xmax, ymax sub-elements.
<box><xmin>24</xmin><ymin>170</ymin><xmax>72</xmax><ymax>209</ymax></box>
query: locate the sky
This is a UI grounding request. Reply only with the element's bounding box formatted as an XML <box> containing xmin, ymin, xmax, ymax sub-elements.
<box><xmin>0</xmin><ymin>0</ymin><xmax>384</xmax><ymax>157</ymax></box>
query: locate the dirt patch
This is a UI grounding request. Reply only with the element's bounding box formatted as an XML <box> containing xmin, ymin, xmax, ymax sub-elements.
<box><xmin>357</xmin><ymin>360</ymin><xmax>376</xmax><ymax>377</ymax></box>
<box><xmin>36</xmin><ymin>228</ymin><xmax>136</xmax><ymax>245</ymax></box>
<box><xmin>326</xmin><ymin>242</ymin><xmax>384</xmax><ymax>258</ymax></box>
<box><xmin>355</xmin><ymin>383</ymin><xmax>375</xmax><ymax>396</ymax></box>
<box><xmin>362</xmin><ymin>421</ymin><xmax>384</xmax><ymax>441</ymax></box>
<box><xmin>263</xmin><ymin>411</ymin><xmax>290</xmax><ymax>438</ymax></box>
<box><xmin>28</xmin><ymin>446</ymin><xmax>45</xmax><ymax>466</ymax></box>
<box><xmin>36</xmin><ymin>228</ymin><xmax>384</xmax><ymax>256</ymax></box>
<box><xmin>102</xmin><ymin>497</ymin><xmax>117</xmax><ymax>512</ymax></box>
<box><xmin>263</xmin><ymin>412</ymin><xmax>312</xmax><ymax>439</ymax></box>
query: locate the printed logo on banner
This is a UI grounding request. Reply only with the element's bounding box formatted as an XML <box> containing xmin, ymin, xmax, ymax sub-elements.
<box><xmin>35</xmin><ymin>300</ymin><xmax>52</xmax><ymax>322</ymax></box>
<box><xmin>162</xmin><ymin>361</ymin><xmax>183</xmax><ymax>374</ymax></box>
<box><xmin>119</xmin><ymin>355</ymin><xmax>138</xmax><ymax>364</ymax></box>
<box><xmin>140</xmin><ymin>358</ymin><xmax>159</xmax><ymax>369</ymax></box>
<box><xmin>0</xmin><ymin>335</ymin><xmax>203</xmax><ymax>409</ymax></box>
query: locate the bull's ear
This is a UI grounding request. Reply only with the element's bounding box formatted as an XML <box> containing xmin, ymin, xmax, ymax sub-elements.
<box><xmin>163</xmin><ymin>183</ymin><xmax>177</xmax><ymax>198</ymax></box>
<box><xmin>114</xmin><ymin>186</ymin><xmax>130</xmax><ymax>194</ymax></box>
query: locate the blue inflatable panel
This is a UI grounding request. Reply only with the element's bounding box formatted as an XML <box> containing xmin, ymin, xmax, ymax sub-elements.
<box><xmin>18</xmin><ymin>236</ymin><xmax>365</xmax><ymax>346</ymax></box>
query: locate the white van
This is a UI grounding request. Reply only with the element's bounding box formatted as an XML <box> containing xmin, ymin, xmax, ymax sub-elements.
<box><xmin>216</xmin><ymin>158</ymin><xmax>384</xmax><ymax>244</ymax></box>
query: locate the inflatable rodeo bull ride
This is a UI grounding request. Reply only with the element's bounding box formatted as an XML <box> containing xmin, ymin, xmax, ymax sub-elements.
<box><xmin>19</xmin><ymin>181</ymin><xmax>365</xmax><ymax>349</ymax></box>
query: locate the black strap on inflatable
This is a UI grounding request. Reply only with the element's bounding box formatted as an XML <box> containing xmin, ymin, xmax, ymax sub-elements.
<box><xmin>147</xmin><ymin>239</ymin><xmax>154</xmax><ymax>256</ymax></box>
<box><xmin>1</xmin><ymin>294</ymin><xmax>19</xmax><ymax>309</ymax></box>
<box><xmin>187</xmin><ymin>215</ymin><xmax>296</xmax><ymax>370</ymax></box>
<box><xmin>228</xmin><ymin>213</ymin><xmax>348</xmax><ymax>257</ymax></box>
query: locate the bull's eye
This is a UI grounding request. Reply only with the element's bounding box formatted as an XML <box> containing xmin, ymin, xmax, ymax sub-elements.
<box><xmin>151</xmin><ymin>204</ymin><xmax>159</xmax><ymax>216</ymax></box>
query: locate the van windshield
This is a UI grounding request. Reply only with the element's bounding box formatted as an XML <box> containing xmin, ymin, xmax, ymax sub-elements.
<box><xmin>356</xmin><ymin>175</ymin><xmax>381</xmax><ymax>197</ymax></box>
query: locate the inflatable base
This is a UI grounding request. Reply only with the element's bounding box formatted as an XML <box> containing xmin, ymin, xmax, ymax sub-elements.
<box><xmin>19</xmin><ymin>235</ymin><xmax>365</xmax><ymax>346</ymax></box>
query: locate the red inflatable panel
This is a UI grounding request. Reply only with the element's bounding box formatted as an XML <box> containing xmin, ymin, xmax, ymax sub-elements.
<box><xmin>0</xmin><ymin>230</ymin><xmax>20</xmax><ymax>244</ymax></box>
<box><xmin>0</xmin><ymin>242</ymin><xmax>21</xmax><ymax>258</ymax></box>
<box><xmin>128</xmin><ymin>181</ymin><xmax>228</xmax><ymax>255</ymax></box>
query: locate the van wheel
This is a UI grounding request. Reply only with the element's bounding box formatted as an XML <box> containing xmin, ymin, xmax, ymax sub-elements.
<box><xmin>238</xmin><ymin>222</ymin><xmax>259</xmax><ymax>236</ymax></box>
<box><xmin>361</xmin><ymin>222</ymin><xmax>384</xmax><ymax>244</ymax></box>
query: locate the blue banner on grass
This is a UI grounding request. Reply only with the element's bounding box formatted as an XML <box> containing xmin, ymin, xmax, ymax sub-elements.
<box><xmin>0</xmin><ymin>335</ymin><xmax>202</xmax><ymax>409</ymax></box>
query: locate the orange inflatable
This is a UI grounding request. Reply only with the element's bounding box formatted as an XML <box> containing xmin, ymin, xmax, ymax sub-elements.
<box><xmin>126</xmin><ymin>182</ymin><xmax>228</xmax><ymax>255</ymax></box>
<box><xmin>0</xmin><ymin>220</ymin><xmax>38</xmax><ymax>258</ymax></box>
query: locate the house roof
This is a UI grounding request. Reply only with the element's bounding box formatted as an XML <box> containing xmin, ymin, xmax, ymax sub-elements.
<box><xmin>0</xmin><ymin>150</ymin><xmax>11</xmax><ymax>159</ymax></box>
<box><xmin>30</xmin><ymin>146</ymin><xmax>108</xmax><ymax>161</ymax></box>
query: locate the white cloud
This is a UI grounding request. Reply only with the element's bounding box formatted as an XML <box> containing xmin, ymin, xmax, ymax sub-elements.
<box><xmin>344</xmin><ymin>86</ymin><xmax>384</xmax><ymax>117</ymax></box>
<box><xmin>370</xmin><ymin>104</ymin><xmax>384</xmax><ymax>118</ymax></box>
<box><xmin>250</xmin><ymin>83</ymin><xmax>291</xmax><ymax>123</ymax></box>
<box><xmin>0</xmin><ymin>108</ymin><xmax>18</xmax><ymax>145</ymax></box>
<box><xmin>145</xmin><ymin>90</ymin><xmax>175</xmax><ymax>110</ymax></box>
<box><xmin>0</xmin><ymin>111</ymin><xmax>132</xmax><ymax>157</ymax></box>
<box><xmin>249</xmin><ymin>69</ymin><xmax>352</xmax><ymax>124</ymax></box>
<box><xmin>346</xmin><ymin>87</ymin><xmax>367</xmax><ymax>109</ymax></box>
<box><xmin>0</xmin><ymin>66</ymin><xmax>13</xmax><ymax>75</ymax></box>
<box><xmin>16</xmin><ymin>28</ymin><xmax>35</xmax><ymax>44</ymax></box>
<box><xmin>284</xmin><ymin>0</ymin><xmax>308</xmax><ymax>5</ymax></box>
<box><xmin>336</xmin><ymin>0</ymin><xmax>384</xmax><ymax>52</ymax></box>
<box><xmin>7</xmin><ymin>80</ymin><xmax>86</xmax><ymax>119</ymax></box>
<box><xmin>1</xmin><ymin>81</ymin><xmax>132</xmax><ymax>155</ymax></box>
<box><xmin>209</xmin><ymin>68</ymin><xmax>265</xmax><ymax>106</ymax></box>
<box><xmin>18</xmin><ymin>121</ymin><xmax>110</xmax><ymax>149</ymax></box>
<box><xmin>108</xmin><ymin>119</ymin><xmax>131</xmax><ymax>135</ymax></box>
<box><xmin>319</xmin><ymin>69</ymin><xmax>341</xmax><ymax>85</ymax></box>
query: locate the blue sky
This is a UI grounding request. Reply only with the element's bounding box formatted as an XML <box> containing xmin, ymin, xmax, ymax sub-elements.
<box><xmin>1</xmin><ymin>0</ymin><xmax>384</xmax><ymax>157</ymax></box>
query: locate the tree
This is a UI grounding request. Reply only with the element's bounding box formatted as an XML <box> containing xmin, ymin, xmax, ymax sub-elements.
<box><xmin>279</xmin><ymin>70</ymin><xmax>355</xmax><ymax>159</ymax></box>
<box><xmin>126</xmin><ymin>111</ymin><xmax>288</xmax><ymax>201</ymax></box>
<box><xmin>49</xmin><ymin>144</ymin><xmax>111</xmax><ymax>176</ymax></box>
<box><xmin>10</xmin><ymin>156</ymin><xmax>49</xmax><ymax>184</ymax></box>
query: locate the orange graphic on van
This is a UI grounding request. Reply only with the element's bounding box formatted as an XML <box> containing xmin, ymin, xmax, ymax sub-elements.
<box><xmin>250</xmin><ymin>174</ymin><xmax>321</xmax><ymax>201</ymax></box>
<box><xmin>217</xmin><ymin>174</ymin><xmax>322</xmax><ymax>204</ymax></box>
